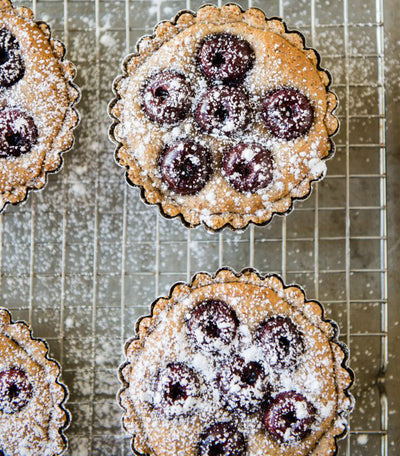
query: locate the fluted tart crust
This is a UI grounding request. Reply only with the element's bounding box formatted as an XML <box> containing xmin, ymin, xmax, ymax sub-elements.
<box><xmin>110</xmin><ymin>5</ymin><xmax>338</xmax><ymax>231</ymax></box>
<box><xmin>119</xmin><ymin>268</ymin><xmax>353</xmax><ymax>455</ymax></box>
<box><xmin>0</xmin><ymin>307</ymin><xmax>69</xmax><ymax>456</ymax></box>
<box><xmin>0</xmin><ymin>0</ymin><xmax>79</xmax><ymax>212</ymax></box>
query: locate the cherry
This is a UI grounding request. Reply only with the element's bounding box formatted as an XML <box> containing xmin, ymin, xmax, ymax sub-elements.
<box><xmin>198</xmin><ymin>422</ymin><xmax>246</xmax><ymax>456</ymax></box>
<box><xmin>195</xmin><ymin>86</ymin><xmax>252</xmax><ymax>136</ymax></box>
<box><xmin>257</xmin><ymin>316</ymin><xmax>304</xmax><ymax>369</ymax></box>
<box><xmin>197</xmin><ymin>33</ymin><xmax>254</xmax><ymax>83</ymax></box>
<box><xmin>263</xmin><ymin>391</ymin><xmax>316</xmax><ymax>442</ymax></box>
<box><xmin>153</xmin><ymin>362</ymin><xmax>201</xmax><ymax>418</ymax></box>
<box><xmin>141</xmin><ymin>70</ymin><xmax>193</xmax><ymax>125</ymax></box>
<box><xmin>0</xmin><ymin>29</ymin><xmax>25</xmax><ymax>89</ymax></box>
<box><xmin>222</xmin><ymin>142</ymin><xmax>274</xmax><ymax>193</ymax></box>
<box><xmin>262</xmin><ymin>88</ymin><xmax>314</xmax><ymax>140</ymax></box>
<box><xmin>217</xmin><ymin>356</ymin><xmax>268</xmax><ymax>413</ymax></box>
<box><xmin>187</xmin><ymin>300</ymin><xmax>239</xmax><ymax>354</ymax></box>
<box><xmin>0</xmin><ymin>109</ymin><xmax>38</xmax><ymax>158</ymax></box>
<box><xmin>0</xmin><ymin>367</ymin><xmax>33</xmax><ymax>414</ymax></box>
<box><xmin>159</xmin><ymin>139</ymin><xmax>213</xmax><ymax>195</ymax></box>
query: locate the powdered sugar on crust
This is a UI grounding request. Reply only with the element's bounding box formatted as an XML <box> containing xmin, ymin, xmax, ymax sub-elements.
<box><xmin>110</xmin><ymin>5</ymin><xmax>338</xmax><ymax>230</ymax></box>
<box><xmin>0</xmin><ymin>0</ymin><xmax>80</xmax><ymax>212</ymax></box>
<box><xmin>0</xmin><ymin>307</ymin><xmax>69</xmax><ymax>456</ymax></box>
<box><xmin>119</xmin><ymin>269</ymin><xmax>353</xmax><ymax>456</ymax></box>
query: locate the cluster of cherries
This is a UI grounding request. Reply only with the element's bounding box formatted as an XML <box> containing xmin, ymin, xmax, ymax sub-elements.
<box><xmin>0</xmin><ymin>367</ymin><xmax>33</xmax><ymax>414</ymax></box>
<box><xmin>141</xmin><ymin>33</ymin><xmax>314</xmax><ymax>196</ymax></box>
<box><xmin>151</xmin><ymin>300</ymin><xmax>316</xmax><ymax>455</ymax></box>
<box><xmin>0</xmin><ymin>28</ymin><xmax>38</xmax><ymax>158</ymax></box>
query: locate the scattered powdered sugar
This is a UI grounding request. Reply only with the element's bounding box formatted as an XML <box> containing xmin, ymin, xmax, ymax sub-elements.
<box><xmin>357</xmin><ymin>434</ymin><xmax>369</xmax><ymax>446</ymax></box>
<box><xmin>309</xmin><ymin>159</ymin><xmax>327</xmax><ymax>179</ymax></box>
<box><xmin>241</xmin><ymin>146</ymin><xmax>256</xmax><ymax>162</ymax></box>
<box><xmin>100</xmin><ymin>33</ymin><xmax>118</xmax><ymax>49</ymax></box>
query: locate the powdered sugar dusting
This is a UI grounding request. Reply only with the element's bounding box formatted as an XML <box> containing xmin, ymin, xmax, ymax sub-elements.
<box><xmin>0</xmin><ymin>2</ymin><xmax>79</xmax><ymax>211</ymax></box>
<box><xmin>114</xmin><ymin>12</ymin><xmax>336</xmax><ymax>229</ymax></box>
<box><xmin>123</xmin><ymin>274</ymin><xmax>351</xmax><ymax>455</ymax></box>
<box><xmin>0</xmin><ymin>308</ymin><xmax>68</xmax><ymax>455</ymax></box>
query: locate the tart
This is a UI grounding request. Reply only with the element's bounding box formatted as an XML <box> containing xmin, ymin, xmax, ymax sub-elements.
<box><xmin>0</xmin><ymin>0</ymin><xmax>80</xmax><ymax>212</ymax></box>
<box><xmin>109</xmin><ymin>4</ymin><xmax>338</xmax><ymax>231</ymax></box>
<box><xmin>119</xmin><ymin>268</ymin><xmax>353</xmax><ymax>455</ymax></box>
<box><xmin>0</xmin><ymin>307</ymin><xmax>69</xmax><ymax>456</ymax></box>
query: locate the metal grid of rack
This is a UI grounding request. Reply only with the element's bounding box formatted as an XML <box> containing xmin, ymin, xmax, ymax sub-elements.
<box><xmin>0</xmin><ymin>0</ymin><xmax>388</xmax><ymax>454</ymax></box>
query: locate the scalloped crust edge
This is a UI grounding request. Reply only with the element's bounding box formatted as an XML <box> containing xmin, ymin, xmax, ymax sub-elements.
<box><xmin>118</xmin><ymin>267</ymin><xmax>354</xmax><ymax>456</ymax></box>
<box><xmin>0</xmin><ymin>0</ymin><xmax>81</xmax><ymax>214</ymax></box>
<box><xmin>0</xmin><ymin>306</ymin><xmax>70</xmax><ymax>455</ymax></box>
<box><xmin>109</xmin><ymin>3</ymin><xmax>339</xmax><ymax>232</ymax></box>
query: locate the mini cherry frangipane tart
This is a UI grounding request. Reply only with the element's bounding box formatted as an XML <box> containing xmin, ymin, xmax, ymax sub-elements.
<box><xmin>0</xmin><ymin>0</ymin><xmax>80</xmax><ymax>212</ymax></box>
<box><xmin>110</xmin><ymin>4</ymin><xmax>338</xmax><ymax>231</ymax></box>
<box><xmin>119</xmin><ymin>269</ymin><xmax>353</xmax><ymax>456</ymax></box>
<box><xmin>0</xmin><ymin>308</ymin><xmax>69</xmax><ymax>456</ymax></box>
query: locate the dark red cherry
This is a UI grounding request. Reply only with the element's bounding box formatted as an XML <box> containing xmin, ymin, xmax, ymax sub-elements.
<box><xmin>0</xmin><ymin>109</ymin><xmax>38</xmax><ymax>158</ymax></box>
<box><xmin>217</xmin><ymin>356</ymin><xmax>268</xmax><ymax>413</ymax></box>
<box><xmin>257</xmin><ymin>316</ymin><xmax>304</xmax><ymax>369</ymax></box>
<box><xmin>262</xmin><ymin>88</ymin><xmax>314</xmax><ymax>140</ymax></box>
<box><xmin>153</xmin><ymin>362</ymin><xmax>201</xmax><ymax>418</ymax></box>
<box><xmin>263</xmin><ymin>391</ymin><xmax>316</xmax><ymax>442</ymax></box>
<box><xmin>222</xmin><ymin>142</ymin><xmax>274</xmax><ymax>193</ymax></box>
<box><xmin>187</xmin><ymin>300</ymin><xmax>239</xmax><ymax>354</ymax></box>
<box><xmin>141</xmin><ymin>70</ymin><xmax>193</xmax><ymax>125</ymax></box>
<box><xmin>195</xmin><ymin>86</ymin><xmax>252</xmax><ymax>136</ymax></box>
<box><xmin>0</xmin><ymin>29</ymin><xmax>25</xmax><ymax>89</ymax></box>
<box><xmin>0</xmin><ymin>367</ymin><xmax>33</xmax><ymax>413</ymax></box>
<box><xmin>197</xmin><ymin>33</ymin><xmax>254</xmax><ymax>83</ymax></box>
<box><xmin>198</xmin><ymin>422</ymin><xmax>246</xmax><ymax>456</ymax></box>
<box><xmin>159</xmin><ymin>139</ymin><xmax>213</xmax><ymax>195</ymax></box>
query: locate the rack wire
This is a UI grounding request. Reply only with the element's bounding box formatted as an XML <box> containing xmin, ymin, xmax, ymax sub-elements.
<box><xmin>0</xmin><ymin>0</ymin><xmax>389</xmax><ymax>455</ymax></box>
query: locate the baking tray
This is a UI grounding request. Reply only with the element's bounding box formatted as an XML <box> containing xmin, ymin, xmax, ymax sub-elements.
<box><xmin>0</xmin><ymin>0</ymin><xmax>391</xmax><ymax>455</ymax></box>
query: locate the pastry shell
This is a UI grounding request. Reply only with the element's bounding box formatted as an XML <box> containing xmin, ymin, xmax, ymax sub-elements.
<box><xmin>0</xmin><ymin>307</ymin><xmax>69</xmax><ymax>456</ymax></box>
<box><xmin>109</xmin><ymin>4</ymin><xmax>339</xmax><ymax>231</ymax></box>
<box><xmin>118</xmin><ymin>268</ymin><xmax>353</xmax><ymax>456</ymax></box>
<box><xmin>0</xmin><ymin>0</ymin><xmax>80</xmax><ymax>213</ymax></box>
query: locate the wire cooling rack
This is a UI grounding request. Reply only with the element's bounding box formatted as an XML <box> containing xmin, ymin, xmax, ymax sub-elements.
<box><xmin>0</xmin><ymin>0</ymin><xmax>389</xmax><ymax>455</ymax></box>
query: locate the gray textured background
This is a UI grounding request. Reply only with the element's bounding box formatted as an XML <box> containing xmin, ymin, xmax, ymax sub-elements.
<box><xmin>384</xmin><ymin>0</ymin><xmax>399</xmax><ymax>452</ymax></box>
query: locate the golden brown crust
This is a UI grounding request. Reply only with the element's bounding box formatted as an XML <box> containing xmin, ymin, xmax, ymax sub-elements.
<box><xmin>119</xmin><ymin>268</ymin><xmax>353</xmax><ymax>456</ymax></box>
<box><xmin>109</xmin><ymin>4</ymin><xmax>338</xmax><ymax>231</ymax></box>
<box><xmin>0</xmin><ymin>0</ymin><xmax>80</xmax><ymax>212</ymax></box>
<box><xmin>0</xmin><ymin>307</ymin><xmax>69</xmax><ymax>456</ymax></box>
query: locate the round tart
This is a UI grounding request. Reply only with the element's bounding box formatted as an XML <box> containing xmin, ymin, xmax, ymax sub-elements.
<box><xmin>0</xmin><ymin>308</ymin><xmax>69</xmax><ymax>456</ymax></box>
<box><xmin>0</xmin><ymin>0</ymin><xmax>80</xmax><ymax>212</ymax></box>
<box><xmin>119</xmin><ymin>269</ymin><xmax>353</xmax><ymax>455</ymax></box>
<box><xmin>109</xmin><ymin>4</ymin><xmax>338</xmax><ymax>230</ymax></box>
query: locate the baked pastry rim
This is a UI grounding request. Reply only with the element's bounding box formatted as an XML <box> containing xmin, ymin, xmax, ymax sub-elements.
<box><xmin>0</xmin><ymin>0</ymin><xmax>80</xmax><ymax>213</ymax></box>
<box><xmin>0</xmin><ymin>306</ymin><xmax>70</xmax><ymax>455</ymax></box>
<box><xmin>109</xmin><ymin>3</ymin><xmax>339</xmax><ymax>232</ymax></box>
<box><xmin>118</xmin><ymin>267</ymin><xmax>354</xmax><ymax>456</ymax></box>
